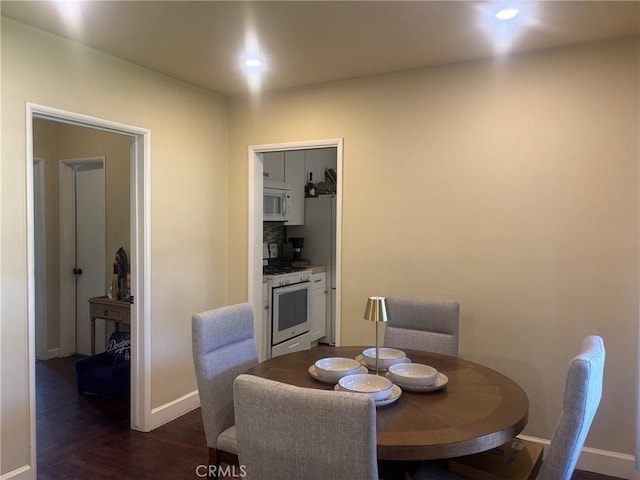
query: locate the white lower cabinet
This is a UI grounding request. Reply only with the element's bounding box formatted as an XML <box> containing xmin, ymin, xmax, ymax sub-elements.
<box><xmin>262</xmin><ymin>282</ymin><xmax>269</xmax><ymax>360</ymax></box>
<box><xmin>309</xmin><ymin>272</ymin><xmax>327</xmax><ymax>341</ymax></box>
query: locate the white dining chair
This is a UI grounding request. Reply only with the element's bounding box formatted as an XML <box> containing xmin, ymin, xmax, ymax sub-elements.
<box><xmin>233</xmin><ymin>373</ymin><xmax>379</xmax><ymax>480</ymax></box>
<box><xmin>191</xmin><ymin>303</ymin><xmax>259</xmax><ymax>478</ymax></box>
<box><xmin>384</xmin><ymin>297</ymin><xmax>460</xmax><ymax>356</ymax></box>
<box><xmin>411</xmin><ymin>335</ymin><xmax>605</xmax><ymax>480</ymax></box>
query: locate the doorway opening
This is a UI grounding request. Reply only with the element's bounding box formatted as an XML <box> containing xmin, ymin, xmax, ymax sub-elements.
<box><xmin>26</xmin><ymin>103</ymin><xmax>152</xmax><ymax>474</ymax></box>
<box><xmin>248</xmin><ymin>139</ymin><xmax>343</xmax><ymax>361</ymax></box>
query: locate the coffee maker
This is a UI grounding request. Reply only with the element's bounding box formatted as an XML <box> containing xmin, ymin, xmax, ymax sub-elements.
<box><xmin>289</xmin><ymin>237</ymin><xmax>304</xmax><ymax>261</ymax></box>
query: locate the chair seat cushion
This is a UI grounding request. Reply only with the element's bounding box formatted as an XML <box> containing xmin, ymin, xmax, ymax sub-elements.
<box><xmin>217</xmin><ymin>425</ymin><xmax>237</xmax><ymax>454</ymax></box>
<box><xmin>76</xmin><ymin>344</ymin><xmax>130</xmax><ymax>399</ymax></box>
<box><xmin>78</xmin><ymin>364</ymin><xmax>115</xmax><ymax>382</ymax></box>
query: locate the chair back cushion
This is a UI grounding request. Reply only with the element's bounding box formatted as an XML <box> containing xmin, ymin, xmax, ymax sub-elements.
<box><xmin>106</xmin><ymin>331</ymin><xmax>131</xmax><ymax>364</ymax></box>
<box><xmin>192</xmin><ymin>303</ymin><xmax>258</xmax><ymax>449</ymax></box>
<box><xmin>384</xmin><ymin>297</ymin><xmax>460</xmax><ymax>356</ymax></box>
<box><xmin>537</xmin><ymin>335</ymin><xmax>605</xmax><ymax>480</ymax></box>
<box><xmin>234</xmin><ymin>374</ymin><xmax>378</xmax><ymax>480</ymax></box>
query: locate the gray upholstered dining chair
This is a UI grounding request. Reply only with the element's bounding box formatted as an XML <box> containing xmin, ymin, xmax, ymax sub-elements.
<box><xmin>233</xmin><ymin>374</ymin><xmax>379</xmax><ymax>480</ymax></box>
<box><xmin>412</xmin><ymin>335</ymin><xmax>606</xmax><ymax>480</ymax></box>
<box><xmin>383</xmin><ymin>297</ymin><xmax>460</xmax><ymax>356</ymax></box>
<box><xmin>191</xmin><ymin>303</ymin><xmax>259</xmax><ymax>477</ymax></box>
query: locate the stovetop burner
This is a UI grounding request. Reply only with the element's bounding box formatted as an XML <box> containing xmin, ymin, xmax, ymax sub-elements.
<box><xmin>263</xmin><ymin>265</ymin><xmax>308</xmax><ymax>275</ymax></box>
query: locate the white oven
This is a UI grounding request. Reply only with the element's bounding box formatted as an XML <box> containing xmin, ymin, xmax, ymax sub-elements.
<box><xmin>267</xmin><ymin>270</ymin><xmax>311</xmax><ymax>348</ymax></box>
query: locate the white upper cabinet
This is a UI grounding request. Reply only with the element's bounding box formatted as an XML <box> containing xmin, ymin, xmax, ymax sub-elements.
<box><xmin>284</xmin><ymin>150</ymin><xmax>305</xmax><ymax>225</ymax></box>
<box><xmin>263</xmin><ymin>151</ymin><xmax>285</xmax><ymax>182</ymax></box>
<box><xmin>304</xmin><ymin>148</ymin><xmax>337</xmax><ymax>188</ymax></box>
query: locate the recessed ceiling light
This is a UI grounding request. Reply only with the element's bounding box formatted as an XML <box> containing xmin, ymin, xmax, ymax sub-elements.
<box><xmin>495</xmin><ymin>7</ymin><xmax>520</xmax><ymax>20</ymax></box>
<box><xmin>245</xmin><ymin>58</ymin><xmax>263</xmax><ymax>68</ymax></box>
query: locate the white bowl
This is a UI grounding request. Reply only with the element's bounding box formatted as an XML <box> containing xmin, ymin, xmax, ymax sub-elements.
<box><xmin>387</xmin><ymin>363</ymin><xmax>439</xmax><ymax>387</ymax></box>
<box><xmin>314</xmin><ymin>357</ymin><xmax>363</xmax><ymax>381</ymax></box>
<box><xmin>361</xmin><ymin>347</ymin><xmax>407</xmax><ymax>370</ymax></box>
<box><xmin>338</xmin><ymin>373</ymin><xmax>393</xmax><ymax>401</ymax></box>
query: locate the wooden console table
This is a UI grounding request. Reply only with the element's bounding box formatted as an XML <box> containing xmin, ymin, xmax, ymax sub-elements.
<box><xmin>88</xmin><ymin>296</ymin><xmax>131</xmax><ymax>354</ymax></box>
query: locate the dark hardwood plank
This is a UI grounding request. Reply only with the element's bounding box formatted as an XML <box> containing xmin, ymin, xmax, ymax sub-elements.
<box><xmin>37</xmin><ymin>356</ymin><xmax>209</xmax><ymax>479</ymax></box>
<box><xmin>36</xmin><ymin>356</ymin><xmax>622</xmax><ymax>480</ymax></box>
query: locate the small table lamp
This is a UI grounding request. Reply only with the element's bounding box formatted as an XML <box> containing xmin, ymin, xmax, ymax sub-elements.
<box><xmin>364</xmin><ymin>296</ymin><xmax>388</xmax><ymax>375</ymax></box>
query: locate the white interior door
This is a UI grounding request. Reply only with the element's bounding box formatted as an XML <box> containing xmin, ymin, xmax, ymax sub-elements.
<box><xmin>59</xmin><ymin>159</ymin><xmax>106</xmax><ymax>356</ymax></box>
<box><xmin>75</xmin><ymin>165</ymin><xmax>106</xmax><ymax>355</ymax></box>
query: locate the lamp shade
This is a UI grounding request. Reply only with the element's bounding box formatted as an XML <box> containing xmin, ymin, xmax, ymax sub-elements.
<box><xmin>364</xmin><ymin>296</ymin><xmax>388</xmax><ymax>323</ymax></box>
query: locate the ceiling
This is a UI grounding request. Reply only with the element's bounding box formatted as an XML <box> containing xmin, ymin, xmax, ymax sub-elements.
<box><xmin>2</xmin><ymin>1</ymin><xmax>638</xmax><ymax>97</ymax></box>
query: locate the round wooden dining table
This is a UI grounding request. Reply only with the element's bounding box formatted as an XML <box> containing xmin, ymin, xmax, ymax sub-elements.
<box><xmin>246</xmin><ymin>345</ymin><xmax>529</xmax><ymax>461</ymax></box>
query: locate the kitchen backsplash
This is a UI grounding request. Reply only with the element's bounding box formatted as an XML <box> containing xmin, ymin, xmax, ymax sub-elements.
<box><xmin>263</xmin><ymin>222</ymin><xmax>286</xmax><ymax>246</ymax></box>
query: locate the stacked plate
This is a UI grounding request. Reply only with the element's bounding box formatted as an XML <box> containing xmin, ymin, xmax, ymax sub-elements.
<box><xmin>357</xmin><ymin>347</ymin><xmax>410</xmax><ymax>371</ymax></box>
<box><xmin>385</xmin><ymin>363</ymin><xmax>448</xmax><ymax>392</ymax></box>
<box><xmin>308</xmin><ymin>357</ymin><xmax>367</xmax><ymax>384</ymax></box>
<box><xmin>335</xmin><ymin>373</ymin><xmax>402</xmax><ymax>407</ymax></box>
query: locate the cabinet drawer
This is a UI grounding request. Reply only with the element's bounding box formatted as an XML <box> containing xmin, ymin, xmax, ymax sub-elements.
<box><xmin>310</xmin><ymin>273</ymin><xmax>326</xmax><ymax>290</ymax></box>
<box><xmin>91</xmin><ymin>305</ymin><xmax>125</xmax><ymax>322</ymax></box>
<box><xmin>271</xmin><ymin>334</ymin><xmax>310</xmax><ymax>358</ymax></box>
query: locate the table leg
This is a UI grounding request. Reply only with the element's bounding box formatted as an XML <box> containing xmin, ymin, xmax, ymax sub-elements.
<box><xmin>90</xmin><ymin>317</ymin><xmax>96</xmax><ymax>354</ymax></box>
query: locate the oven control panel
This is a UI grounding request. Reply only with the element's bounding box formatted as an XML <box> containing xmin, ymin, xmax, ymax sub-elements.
<box><xmin>266</xmin><ymin>269</ymin><xmax>312</xmax><ymax>287</ymax></box>
<box><xmin>272</xmin><ymin>272</ymin><xmax>310</xmax><ymax>286</ymax></box>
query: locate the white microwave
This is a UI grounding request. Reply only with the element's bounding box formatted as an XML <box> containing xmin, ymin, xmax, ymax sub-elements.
<box><xmin>264</xmin><ymin>180</ymin><xmax>291</xmax><ymax>222</ymax></box>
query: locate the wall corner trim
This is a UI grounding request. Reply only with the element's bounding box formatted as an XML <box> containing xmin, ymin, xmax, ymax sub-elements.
<box><xmin>0</xmin><ymin>464</ymin><xmax>32</xmax><ymax>480</ymax></box>
<box><xmin>149</xmin><ymin>390</ymin><xmax>200</xmax><ymax>431</ymax></box>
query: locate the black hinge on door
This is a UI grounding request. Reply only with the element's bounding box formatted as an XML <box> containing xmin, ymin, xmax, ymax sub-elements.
<box><xmin>72</xmin><ymin>267</ymin><xmax>83</xmax><ymax>275</ymax></box>
<box><xmin>129</xmin><ymin>296</ymin><xmax>134</xmax><ymax>305</ymax></box>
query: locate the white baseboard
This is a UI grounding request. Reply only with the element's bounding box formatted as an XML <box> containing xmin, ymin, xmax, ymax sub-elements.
<box><xmin>1</xmin><ymin>392</ymin><xmax>202</xmax><ymax>479</ymax></box>
<box><xmin>0</xmin><ymin>464</ymin><xmax>32</xmax><ymax>480</ymax></box>
<box><xmin>35</xmin><ymin>348</ymin><xmax>60</xmax><ymax>361</ymax></box>
<box><xmin>149</xmin><ymin>389</ymin><xmax>200</xmax><ymax>430</ymax></box>
<box><xmin>519</xmin><ymin>435</ymin><xmax>637</xmax><ymax>479</ymax></box>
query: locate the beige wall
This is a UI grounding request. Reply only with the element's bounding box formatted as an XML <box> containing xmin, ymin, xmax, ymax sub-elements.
<box><xmin>33</xmin><ymin>119</ymin><xmax>131</xmax><ymax>352</ymax></box>
<box><xmin>2</xmin><ymin>12</ymin><xmax>638</xmax><ymax>477</ymax></box>
<box><xmin>1</xmin><ymin>18</ymin><xmax>229</xmax><ymax>474</ymax></box>
<box><xmin>228</xmin><ymin>38</ymin><xmax>639</xmax><ymax>455</ymax></box>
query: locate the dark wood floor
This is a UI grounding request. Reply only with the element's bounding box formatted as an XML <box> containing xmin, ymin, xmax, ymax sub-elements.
<box><xmin>36</xmin><ymin>356</ymin><xmax>622</xmax><ymax>480</ymax></box>
<box><xmin>37</xmin><ymin>356</ymin><xmax>209</xmax><ymax>479</ymax></box>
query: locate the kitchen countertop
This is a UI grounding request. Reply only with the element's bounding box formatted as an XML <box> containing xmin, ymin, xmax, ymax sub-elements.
<box><xmin>262</xmin><ymin>264</ymin><xmax>326</xmax><ymax>282</ymax></box>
